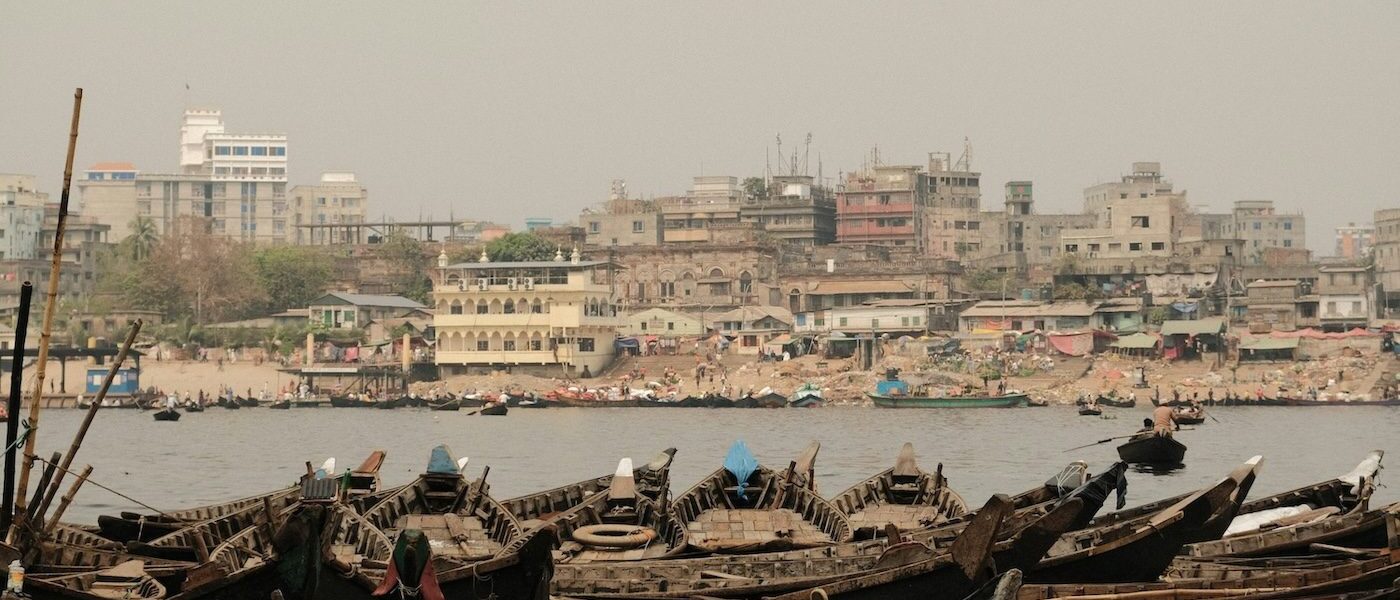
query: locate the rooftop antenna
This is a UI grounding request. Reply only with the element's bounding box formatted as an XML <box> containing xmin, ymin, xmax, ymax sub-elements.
<box><xmin>956</xmin><ymin>137</ymin><xmax>972</xmax><ymax>171</ymax></box>
<box><xmin>775</xmin><ymin>133</ymin><xmax>783</xmax><ymax>176</ymax></box>
<box><xmin>800</xmin><ymin>132</ymin><xmax>812</xmax><ymax>176</ymax></box>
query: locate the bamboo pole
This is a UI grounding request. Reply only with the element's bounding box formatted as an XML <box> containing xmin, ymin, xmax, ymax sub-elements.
<box><xmin>34</xmin><ymin>320</ymin><xmax>141</xmax><ymax>522</ymax></box>
<box><xmin>1</xmin><ymin>282</ymin><xmax>34</xmax><ymax>534</ymax></box>
<box><xmin>25</xmin><ymin>452</ymin><xmax>61</xmax><ymax>523</ymax></box>
<box><xmin>11</xmin><ymin>89</ymin><xmax>82</xmax><ymax>540</ymax></box>
<box><xmin>42</xmin><ymin>464</ymin><xmax>91</xmax><ymax>531</ymax></box>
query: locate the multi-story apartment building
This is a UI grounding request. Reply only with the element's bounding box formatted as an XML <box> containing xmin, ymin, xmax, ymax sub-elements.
<box><xmin>1375</xmin><ymin>208</ymin><xmax>1400</xmax><ymax>315</ymax></box>
<box><xmin>739</xmin><ymin>174</ymin><xmax>836</xmax><ymax>247</ymax></box>
<box><xmin>432</xmin><ymin>249</ymin><xmax>622</xmax><ymax>377</ymax></box>
<box><xmin>289</xmin><ymin>172</ymin><xmax>368</xmax><ymax>245</ymax></box>
<box><xmin>1226</xmin><ymin>200</ymin><xmax>1306</xmax><ymax>264</ymax></box>
<box><xmin>1316</xmin><ymin>264</ymin><xmax>1374</xmax><ymax>330</ymax></box>
<box><xmin>835</xmin><ymin>165</ymin><xmax>924</xmax><ymax>247</ymax></box>
<box><xmin>0</xmin><ymin>174</ymin><xmax>46</xmax><ymax>261</ymax></box>
<box><xmin>1335</xmin><ymin>223</ymin><xmax>1374</xmax><ymax>260</ymax></box>
<box><xmin>921</xmin><ymin>152</ymin><xmax>983</xmax><ymax>258</ymax></box>
<box><xmin>1062</xmin><ymin>162</ymin><xmax>1189</xmax><ymax>260</ymax></box>
<box><xmin>659</xmin><ymin>176</ymin><xmax>753</xmax><ymax>244</ymax></box>
<box><xmin>77</xmin><ymin>109</ymin><xmax>316</xmax><ymax>244</ymax></box>
<box><xmin>581</xmin><ymin>184</ymin><xmax>664</xmax><ymax>247</ymax></box>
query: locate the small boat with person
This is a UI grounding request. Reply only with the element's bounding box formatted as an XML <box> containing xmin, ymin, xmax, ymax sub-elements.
<box><xmin>788</xmin><ymin>382</ymin><xmax>824</xmax><ymax>407</ymax></box>
<box><xmin>1117</xmin><ymin>433</ymin><xmax>1188</xmax><ymax>467</ymax></box>
<box><xmin>151</xmin><ymin>408</ymin><xmax>180</xmax><ymax>422</ymax></box>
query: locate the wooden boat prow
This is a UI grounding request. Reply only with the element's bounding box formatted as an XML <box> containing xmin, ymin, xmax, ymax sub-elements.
<box><xmin>832</xmin><ymin>442</ymin><xmax>970</xmax><ymax>537</ymax></box>
<box><xmin>550</xmin><ymin>458</ymin><xmax>689</xmax><ymax>562</ymax></box>
<box><xmin>671</xmin><ymin>441</ymin><xmax>853</xmax><ymax>555</ymax></box>
<box><xmin>503</xmin><ymin>447</ymin><xmax>677</xmax><ymax>525</ymax></box>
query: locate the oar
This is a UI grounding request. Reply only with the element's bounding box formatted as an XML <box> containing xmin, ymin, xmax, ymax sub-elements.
<box><xmin>1202</xmin><ymin>407</ymin><xmax>1221</xmax><ymax>423</ymax></box>
<box><xmin>1063</xmin><ymin>429</ymin><xmax>1197</xmax><ymax>453</ymax></box>
<box><xmin>1062</xmin><ymin>434</ymin><xmax>1142</xmax><ymax>453</ymax></box>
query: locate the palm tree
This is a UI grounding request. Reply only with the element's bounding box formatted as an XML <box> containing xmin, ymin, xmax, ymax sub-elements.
<box><xmin>126</xmin><ymin>216</ymin><xmax>158</xmax><ymax>261</ymax></box>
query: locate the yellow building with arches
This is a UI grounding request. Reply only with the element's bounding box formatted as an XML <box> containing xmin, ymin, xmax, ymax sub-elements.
<box><xmin>433</xmin><ymin>251</ymin><xmax>623</xmax><ymax>377</ymax></box>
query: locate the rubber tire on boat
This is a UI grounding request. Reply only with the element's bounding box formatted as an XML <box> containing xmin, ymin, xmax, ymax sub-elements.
<box><xmin>571</xmin><ymin>524</ymin><xmax>658</xmax><ymax>549</ymax></box>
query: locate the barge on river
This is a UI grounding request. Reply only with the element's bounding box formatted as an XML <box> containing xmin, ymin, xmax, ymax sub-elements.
<box><xmin>868</xmin><ymin>369</ymin><xmax>1027</xmax><ymax>408</ymax></box>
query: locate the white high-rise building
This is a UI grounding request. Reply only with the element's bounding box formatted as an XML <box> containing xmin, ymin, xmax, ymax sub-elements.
<box><xmin>179</xmin><ymin>109</ymin><xmax>287</xmax><ymax>182</ymax></box>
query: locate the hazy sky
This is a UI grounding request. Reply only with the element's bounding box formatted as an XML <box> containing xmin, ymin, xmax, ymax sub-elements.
<box><xmin>3</xmin><ymin>2</ymin><xmax>1398</xmax><ymax>253</ymax></box>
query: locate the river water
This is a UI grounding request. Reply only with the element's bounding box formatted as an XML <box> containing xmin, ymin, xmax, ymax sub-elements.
<box><xmin>21</xmin><ymin>405</ymin><xmax>1400</xmax><ymax>524</ymax></box>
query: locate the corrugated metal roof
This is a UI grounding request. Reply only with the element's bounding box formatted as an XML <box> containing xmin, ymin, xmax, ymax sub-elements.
<box><xmin>960</xmin><ymin>301</ymin><xmax>1097</xmax><ymax>318</ymax></box>
<box><xmin>1160</xmin><ymin>317</ymin><xmax>1226</xmax><ymax>336</ymax></box>
<box><xmin>312</xmin><ymin>292</ymin><xmax>425</xmax><ymax>309</ymax></box>
<box><xmin>1241</xmin><ymin>336</ymin><xmax>1300</xmax><ymax>350</ymax></box>
<box><xmin>1111</xmin><ymin>332</ymin><xmax>1160</xmax><ymax>349</ymax></box>
<box><xmin>809</xmin><ymin>281</ymin><xmax>915</xmax><ymax>294</ymax></box>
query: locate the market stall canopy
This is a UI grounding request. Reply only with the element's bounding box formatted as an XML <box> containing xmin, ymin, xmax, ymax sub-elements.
<box><xmin>1240</xmin><ymin>337</ymin><xmax>1300</xmax><ymax>351</ymax></box>
<box><xmin>1111</xmin><ymin>332</ymin><xmax>1161</xmax><ymax>349</ymax></box>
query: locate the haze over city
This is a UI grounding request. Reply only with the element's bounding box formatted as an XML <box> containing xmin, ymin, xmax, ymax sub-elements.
<box><xmin>4</xmin><ymin>2</ymin><xmax>1398</xmax><ymax>253</ymax></box>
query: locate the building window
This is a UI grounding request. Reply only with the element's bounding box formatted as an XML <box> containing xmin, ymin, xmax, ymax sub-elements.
<box><xmin>589</xmin><ymin>221</ymin><xmax>600</xmax><ymax>233</ymax></box>
<box><xmin>251</xmin><ymin>146</ymin><xmax>268</xmax><ymax>156</ymax></box>
<box><xmin>531</xmin><ymin>300</ymin><xmax>543</xmax><ymax>314</ymax></box>
<box><xmin>871</xmin><ymin>318</ymin><xmax>880</xmax><ymax>328</ymax></box>
<box><xmin>838</xmin><ymin>317</ymin><xmax>848</xmax><ymax>327</ymax></box>
<box><xmin>450</xmin><ymin>302</ymin><xmax>463</xmax><ymax>315</ymax></box>
<box><xmin>1129</xmin><ymin>242</ymin><xmax>1142</xmax><ymax>251</ymax></box>
<box><xmin>1064</xmin><ymin>244</ymin><xmax>1079</xmax><ymax>252</ymax></box>
<box><xmin>476</xmin><ymin>301</ymin><xmax>488</xmax><ymax>314</ymax></box>
<box><xmin>270</xmin><ymin>146</ymin><xmax>286</xmax><ymax>156</ymax></box>
<box><xmin>1283</xmin><ymin>239</ymin><xmax>1292</xmax><ymax>247</ymax></box>
<box><xmin>667</xmin><ymin>322</ymin><xmax>675</xmax><ymax>330</ymax></box>
<box><xmin>529</xmin><ymin>339</ymin><xmax>542</xmax><ymax>351</ymax></box>
<box><xmin>632</xmin><ymin>220</ymin><xmax>644</xmax><ymax>233</ymax></box>
<box><xmin>477</xmin><ymin>340</ymin><xmax>489</xmax><ymax>351</ymax></box>
<box><xmin>1151</xmin><ymin>242</ymin><xmax>1165</xmax><ymax>251</ymax></box>
<box><xmin>640</xmin><ymin>322</ymin><xmax>648</xmax><ymax>331</ymax></box>
<box><xmin>1253</xmin><ymin>221</ymin><xmax>1261</xmax><ymax>230</ymax></box>
<box><xmin>1131</xmin><ymin>216</ymin><xmax>1150</xmax><ymax>228</ymax></box>
<box><xmin>912</xmin><ymin>316</ymin><xmax>921</xmax><ymax>326</ymax></box>
<box><xmin>1088</xmin><ymin>244</ymin><xmax>1101</xmax><ymax>252</ymax></box>
<box><xmin>901</xmin><ymin>317</ymin><xmax>909</xmax><ymax>326</ymax></box>
<box><xmin>578</xmin><ymin>338</ymin><xmax>595</xmax><ymax>352</ymax></box>
<box><xmin>232</xmin><ymin>146</ymin><xmax>249</xmax><ymax>156</ymax></box>
<box><xmin>503</xmin><ymin>340</ymin><xmax>516</xmax><ymax>351</ymax></box>
<box><xmin>879</xmin><ymin>194</ymin><xmax>891</xmax><ymax>205</ymax></box>
<box><xmin>660</xmin><ymin>282</ymin><xmax>675</xmax><ymax>297</ymax></box>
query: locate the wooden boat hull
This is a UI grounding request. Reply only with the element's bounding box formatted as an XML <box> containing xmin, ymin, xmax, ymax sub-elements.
<box><xmin>870</xmin><ymin>393</ymin><xmax>1028</xmax><ymax>409</ymax></box>
<box><xmin>1078</xmin><ymin>407</ymin><xmax>1102</xmax><ymax>416</ymax></box>
<box><xmin>1117</xmin><ymin>435</ymin><xmax>1187</xmax><ymax>466</ymax></box>
<box><xmin>152</xmin><ymin>409</ymin><xmax>181</xmax><ymax>421</ymax></box>
<box><xmin>268</xmin><ymin>401</ymin><xmax>291</xmax><ymax>410</ymax></box>
<box><xmin>480</xmin><ymin>403</ymin><xmax>508</xmax><ymax>415</ymax></box>
<box><xmin>1094</xmin><ymin>396</ymin><xmax>1136</xmax><ymax>408</ymax></box>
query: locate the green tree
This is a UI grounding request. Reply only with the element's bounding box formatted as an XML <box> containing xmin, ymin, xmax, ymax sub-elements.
<box><xmin>376</xmin><ymin>231</ymin><xmax>433</xmax><ymax>304</ymax></box>
<box><xmin>486</xmin><ymin>232</ymin><xmax>555</xmax><ymax>262</ymax></box>
<box><xmin>253</xmin><ymin>246</ymin><xmax>333</xmax><ymax>314</ymax></box>
<box><xmin>964</xmin><ymin>268</ymin><xmax>1010</xmax><ymax>293</ymax></box>
<box><xmin>1054</xmin><ymin>282</ymin><xmax>1089</xmax><ymax>300</ymax></box>
<box><xmin>126</xmin><ymin>216</ymin><xmax>159</xmax><ymax>261</ymax></box>
<box><xmin>741</xmin><ymin>177</ymin><xmax>768</xmax><ymax>201</ymax></box>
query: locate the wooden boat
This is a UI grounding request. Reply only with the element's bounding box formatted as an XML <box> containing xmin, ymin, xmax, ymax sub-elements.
<box><xmin>1021</xmin><ymin>540</ymin><xmax>1400</xmax><ymax>600</ymax></box>
<box><xmin>235</xmin><ymin>395</ymin><xmax>258</xmax><ymax>407</ymax></box>
<box><xmin>550</xmin><ymin>492</ymin><xmax>1090</xmax><ymax>600</ymax></box>
<box><xmin>871</xmin><ymin>393</ymin><xmax>1029</xmax><ymax>409</ymax></box>
<box><xmin>548</xmin><ymin>458</ymin><xmax>689</xmax><ymax>562</ymax></box>
<box><xmin>268</xmin><ymin>399</ymin><xmax>290</xmax><ymax>410</ymax></box>
<box><xmin>152</xmin><ymin>409</ymin><xmax>180</xmax><ymax>422</ymax></box>
<box><xmin>26</xmin><ymin>560</ymin><xmax>167</xmax><ymax>599</ymax></box>
<box><xmin>1078</xmin><ymin>406</ymin><xmax>1103</xmax><ymax>416</ymax></box>
<box><xmin>1117</xmin><ymin>434</ymin><xmax>1188</xmax><ymax>467</ymax></box>
<box><xmin>738</xmin><ymin>391</ymin><xmax>787</xmax><ymax>409</ymax></box>
<box><xmin>546</xmin><ymin>461</ymin><xmax>1126</xmax><ymax>598</ymax></box>
<box><xmin>670</xmin><ymin>441</ymin><xmax>852</xmax><ymax>554</ymax></box>
<box><xmin>831</xmin><ymin>442</ymin><xmax>969</xmax><ymax>537</ymax></box>
<box><xmin>518</xmin><ymin>397</ymin><xmax>552</xmax><ymax>408</ymax></box>
<box><xmin>374</xmin><ymin>397</ymin><xmax>401</xmax><ymax>409</ymax></box>
<box><xmin>1027</xmin><ymin>398</ymin><xmax>1050</xmax><ymax>407</ymax></box>
<box><xmin>337</xmin><ymin>444</ymin><xmax>558</xmax><ymax>599</ymax></box>
<box><xmin>788</xmin><ymin>383</ymin><xmax>824</xmax><ymax>408</ymax></box>
<box><xmin>478</xmin><ymin>402</ymin><xmax>508</xmax><ymax>416</ymax></box>
<box><xmin>89</xmin><ymin>450</ymin><xmax>388</xmax><ymax>545</ymax></box>
<box><xmin>220</xmin><ymin>401</ymin><xmax>239</xmax><ymax>410</ymax></box>
<box><xmin>1183</xmin><ymin>451</ymin><xmax>1385</xmax><ymax>558</ymax></box>
<box><xmin>330</xmin><ymin>394</ymin><xmax>373</xmax><ymax>408</ymax></box>
<box><xmin>181</xmin><ymin>403</ymin><xmax>203</xmax><ymax>413</ymax></box>
<box><xmin>1173</xmin><ymin>405</ymin><xmax>1206</xmax><ymax>425</ymax></box>
<box><xmin>430</xmin><ymin>398</ymin><xmax>461</xmax><ymax>411</ymax></box>
<box><xmin>1025</xmin><ymin>457</ymin><xmax>1262</xmax><ymax>584</ymax></box>
<box><xmin>503</xmin><ymin>448</ymin><xmax>676</xmax><ymax>526</ymax></box>
<box><xmin>1093</xmin><ymin>395</ymin><xmax>1137</xmax><ymax>408</ymax></box>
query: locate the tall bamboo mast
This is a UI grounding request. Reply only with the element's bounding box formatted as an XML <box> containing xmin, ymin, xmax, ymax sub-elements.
<box><xmin>10</xmin><ymin>89</ymin><xmax>82</xmax><ymax>538</ymax></box>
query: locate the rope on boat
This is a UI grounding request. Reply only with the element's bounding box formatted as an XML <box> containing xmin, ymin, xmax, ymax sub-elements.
<box><xmin>3</xmin><ymin>420</ymin><xmax>32</xmax><ymax>454</ymax></box>
<box><xmin>32</xmin><ymin>454</ymin><xmax>176</xmax><ymax>519</ymax></box>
